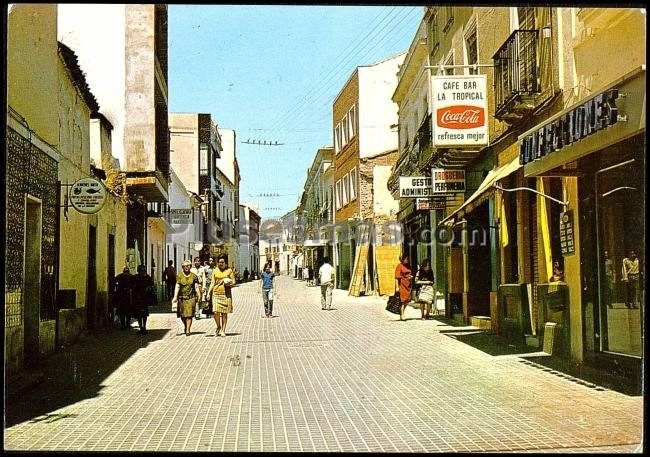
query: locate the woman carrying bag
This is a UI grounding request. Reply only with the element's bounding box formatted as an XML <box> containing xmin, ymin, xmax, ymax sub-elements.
<box><xmin>415</xmin><ymin>259</ymin><xmax>435</xmax><ymax>320</ymax></box>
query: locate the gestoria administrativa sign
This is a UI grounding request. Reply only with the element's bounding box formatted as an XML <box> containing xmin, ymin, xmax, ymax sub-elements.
<box><xmin>431</xmin><ymin>75</ymin><xmax>489</xmax><ymax>148</ymax></box>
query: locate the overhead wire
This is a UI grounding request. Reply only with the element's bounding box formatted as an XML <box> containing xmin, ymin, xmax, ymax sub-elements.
<box><xmin>274</xmin><ymin>7</ymin><xmax>421</xmax><ymax>134</ymax></box>
<box><xmin>265</xmin><ymin>6</ymin><xmax>401</xmax><ymax>133</ymax></box>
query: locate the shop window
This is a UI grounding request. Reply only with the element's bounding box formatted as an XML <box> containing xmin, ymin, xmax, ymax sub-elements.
<box><xmin>595</xmin><ymin>156</ymin><xmax>644</xmax><ymax>357</ymax></box>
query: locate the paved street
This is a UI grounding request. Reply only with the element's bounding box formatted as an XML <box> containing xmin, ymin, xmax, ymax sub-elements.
<box><xmin>4</xmin><ymin>275</ymin><xmax>643</xmax><ymax>452</ymax></box>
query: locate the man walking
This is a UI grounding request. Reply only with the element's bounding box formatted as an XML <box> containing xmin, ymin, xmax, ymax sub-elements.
<box><xmin>260</xmin><ymin>263</ymin><xmax>275</xmax><ymax>318</ymax></box>
<box><xmin>319</xmin><ymin>257</ymin><xmax>334</xmax><ymax>310</ymax></box>
<box><xmin>113</xmin><ymin>266</ymin><xmax>132</xmax><ymax>329</ymax></box>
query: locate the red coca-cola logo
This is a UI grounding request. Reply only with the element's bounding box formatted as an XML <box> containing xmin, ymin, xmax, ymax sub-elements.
<box><xmin>437</xmin><ymin>105</ymin><xmax>485</xmax><ymax>129</ymax></box>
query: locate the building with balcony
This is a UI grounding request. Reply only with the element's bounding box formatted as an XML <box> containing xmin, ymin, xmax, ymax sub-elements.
<box><xmin>58</xmin><ymin>4</ymin><xmax>170</xmax><ymax>269</ymax></box>
<box><xmin>169</xmin><ymin>112</ymin><xmax>223</xmax><ymax>262</ymax></box>
<box><xmin>512</xmin><ymin>8</ymin><xmax>645</xmax><ymax>382</ymax></box>
<box><xmin>421</xmin><ymin>6</ymin><xmax>515</xmax><ymax>325</ymax></box>
<box><xmin>297</xmin><ymin>146</ymin><xmax>334</xmax><ymax>282</ymax></box>
<box><xmin>215</xmin><ymin>128</ymin><xmax>241</xmax><ymax>266</ymax></box>
<box><xmin>421</xmin><ymin>7</ymin><xmax>645</xmax><ymax>386</ymax></box>
<box><xmin>332</xmin><ymin>53</ymin><xmax>404</xmax><ymax>293</ymax></box>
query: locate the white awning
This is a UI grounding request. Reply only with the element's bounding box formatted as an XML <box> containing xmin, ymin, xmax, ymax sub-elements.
<box><xmin>439</xmin><ymin>156</ymin><xmax>521</xmax><ymax>226</ymax></box>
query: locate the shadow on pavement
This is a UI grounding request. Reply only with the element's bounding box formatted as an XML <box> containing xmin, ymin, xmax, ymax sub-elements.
<box><xmin>519</xmin><ymin>355</ymin><xmax>642</xmax><ymax>396</ymax></box>
<box><xmin>5</xmin><ymin>328</ymin><xmax>168</xmax><ymax>427</ymax></box>
<box><xmin>443</xmin><ymin>330</ymin><xmax>541</xmax><ymax>356</ymax></box>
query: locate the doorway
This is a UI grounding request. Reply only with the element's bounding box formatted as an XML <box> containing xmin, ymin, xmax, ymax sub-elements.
<box><xmin>24</xmin><ymin>197</ymin><xmax>42</xmax><ymax>366</ymax></box>
<box><xmin>87</xmin><ymin>225</ymin><xmax>97</xmax><ymax>329</ymax></box>
<box><xmin>108</xmin><ymin>233</ymin><xmax>115</xmax><ymax>325</ymax></box>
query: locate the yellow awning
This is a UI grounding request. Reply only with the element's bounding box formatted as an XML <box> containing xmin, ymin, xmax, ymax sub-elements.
<box><xmin>439</xmin><ymin>156</ymin><xmax>521</xmax><ymax>226</ymax></box>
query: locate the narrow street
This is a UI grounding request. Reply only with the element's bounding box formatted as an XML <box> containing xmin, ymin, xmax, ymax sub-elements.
<box><xmin>4</xmin><ymin>275</ymin><xmax>643</xmax><ymax>452</ymax></box>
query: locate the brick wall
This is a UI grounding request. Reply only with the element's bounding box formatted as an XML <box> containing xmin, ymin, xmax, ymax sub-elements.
<box><xmin>5</xmin><ymin>127</ymin><xmax>59</xmax><ymax>373</ymax></box>
<box><xmin>358</xmin><ymin>150</ymin><xmax>398</xmax><ymax>221</ymax></box>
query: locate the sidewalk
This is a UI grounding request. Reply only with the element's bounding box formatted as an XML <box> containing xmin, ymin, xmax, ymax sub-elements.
<box><xmin>4</xmin><ymin>275</ymin><xmax>643</xmax><ymax>452</ymax></box>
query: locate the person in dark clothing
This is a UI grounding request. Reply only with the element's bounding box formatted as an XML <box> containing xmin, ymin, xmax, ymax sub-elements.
<box><xmin>164</xmin><ymin>260</ymin><xmax>177</xmax><ymax>300</ymax></box>
<box><xmin>243</xmin><ymin>267</ymin><xmax>250</xmax><ymax>282</ymax></box>
<box><xmin>130</xmin><ymin>264</ymin><xmax>156</xmax><ymax>334</ymax></box>
<box><xmin>113</xmin><ymin>266</ymin><xmax>132</xmax><ymax>329</ymax></box>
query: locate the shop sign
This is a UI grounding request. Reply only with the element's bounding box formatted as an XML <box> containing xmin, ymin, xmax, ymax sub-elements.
<box><xmin>416</xmin><ymin>198</ymin><xmax>446</xmax><ymax>211</ymax></box>
<box><xmin>520</xmin><ymin>89</ymin><xmax>620</xmax><ymax>165</ymax></box>
<box><xmin>399</xmin><ymin>176</ymin><xmax>434</xmax><ymax>198</ymax></box>
<box><xmin>431</xmin><ymin>168</ymin><xmax>466</xmax><ymax>193</ymax></box>
<box><xmin>170</xmin><ymin>208</ymin><xmax>192</xmax><ymax>224</ymax></box>
<box><xmin>559</xmin><ymin>210</ymin><xmax>575</xmax><ymax>256</ymax></box>
<box><xmin>69</xmin><ymin>177</ymin><xmax>106</xmax><ymax>214</ymax></box>
<box><xmin>431</xmin><ymin>75</ymin><xmax>488</xmax><ymax>147</ymax></box>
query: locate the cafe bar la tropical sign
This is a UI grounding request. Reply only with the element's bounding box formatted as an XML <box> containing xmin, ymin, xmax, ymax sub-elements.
<box><xmin>431</xmin><ymin>75</ymin><xmax>489</xmax><ymax>148</ymax></box>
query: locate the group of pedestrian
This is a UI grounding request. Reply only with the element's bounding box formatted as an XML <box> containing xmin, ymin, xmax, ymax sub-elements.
<box><xmin>112</xmin><ymin>264</ymin><xmax>156</xmax><ymax>334</ymax></box>
<box><xmin>171</xmin><ymin>254</ymin><xmax>236</xmax><ymax>337</ymax></box>
<box><xmin>394</xmin><ymin>254</ymin><xmax>437</xmax><ymax>321</ymax></box>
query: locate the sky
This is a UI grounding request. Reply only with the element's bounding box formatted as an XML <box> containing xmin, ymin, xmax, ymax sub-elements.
<box><xmin>168</xmin><ymin>5</ymin><xmax>424</xmax><ymax>221</ymax></box>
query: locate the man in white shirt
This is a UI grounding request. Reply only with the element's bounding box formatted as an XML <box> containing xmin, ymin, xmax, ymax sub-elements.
<box><xmin>318</xmin><ymin>257</ymin><xmax>335</xmax><ymax>310</ymax></box>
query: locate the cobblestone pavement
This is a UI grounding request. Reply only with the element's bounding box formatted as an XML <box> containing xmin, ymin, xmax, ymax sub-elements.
<box><xmin>4</xmin><ymin>275</ymin><xmax>644</xmax><ymax>452</ymax></box>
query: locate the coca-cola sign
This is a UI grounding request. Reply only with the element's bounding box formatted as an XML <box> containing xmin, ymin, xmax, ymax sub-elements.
<box><xmin>437</xmin><ymin>105</ymin><xmax>485</xmax><ymax>129</ymax></box>
<box><xmin>431</xmin><ymin>75</ymin><xmax>489</xmax><ymax>147</ymax></box>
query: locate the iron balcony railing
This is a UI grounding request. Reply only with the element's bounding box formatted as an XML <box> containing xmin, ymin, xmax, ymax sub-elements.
<box><xmin>493</xmin><ymin>29</ymin><xmax>540</xmax><ymax>119</ymax></box>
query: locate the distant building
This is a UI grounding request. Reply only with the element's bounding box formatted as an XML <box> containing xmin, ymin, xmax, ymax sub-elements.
<box><xmin>332</xmin><ymin>53</ymin><xmax>405</xmax><ymax>293</ymax></box>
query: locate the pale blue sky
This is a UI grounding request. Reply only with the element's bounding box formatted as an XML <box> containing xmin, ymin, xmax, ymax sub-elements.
<box><xmin>169</xmin><ymin>5</ymin><xmax>424</xmax><ymax>220</ymax></box>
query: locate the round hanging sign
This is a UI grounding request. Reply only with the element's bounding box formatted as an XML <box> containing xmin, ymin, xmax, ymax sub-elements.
<box><xmin>69</xmin><ymin>177</ymin><xmax>107</xmax><ymax>214</ymax></box>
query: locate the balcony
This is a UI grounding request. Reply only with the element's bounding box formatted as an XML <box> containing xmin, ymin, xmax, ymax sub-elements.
<box><xmin>493</xmin><ymin>29</ymin><xmax>541</xmax><ymax>122</ymax></box>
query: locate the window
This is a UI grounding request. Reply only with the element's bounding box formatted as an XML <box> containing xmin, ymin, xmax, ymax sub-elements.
<box><xmin>348</xmin><ymin>104</ymin><xmax>357</xmax><ymax>139</ymax></box>
<box><xmin>341</xmin><ymin>114</ymin><xmax>349</xmax><ymax>147</ymax></box>
<box><xmin>518</xmin><ymin>6</ymin><xmax>535</xmax><ymax>29</ymax></box>
<box><xmin>334</xmin><ymin>126</ymin><xmax>340</xmax><ymax>154</ymax></box>
<box><xmin>342</xmin><ymin>173</ymin><xmax>350</xmax><ymax>205</ymax></box>
<box><xmin>199</xmin><ymin>144</ymin><xmax>208</xmax><ymax>175</ymax></box>
<box><xmin>349</xmin><ymin>167</ymin><xmax>357</xmax><ymax>201</ymax></box>
<box><xmin>465</xmin><ymin>22</ymin><xmax>478</xmax><ymax>75</ymax></box>
<box><xmin>335</xmin><ymin>180</ymin><xmax>342</xmax><ymax>210</ymax></box>
<box><xmin>429</xmin><ymin>10</ymin><xmax>440</xmax><ymax>58</ymax></box>
<box><xmin>443</xmin><ymin>6</ymin><xmax>454</xmax><ymax>33</ymax></box>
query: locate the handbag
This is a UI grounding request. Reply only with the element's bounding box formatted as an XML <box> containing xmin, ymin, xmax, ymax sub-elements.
<box><xmin>417</xmin><ymin>284</ymin><xmax>435</xmax><ymax>303</ymax></box>
<box><xmin>385</xmin><ymin>292</ymin><xmax>401</xmax><ymax>314</ymax></box>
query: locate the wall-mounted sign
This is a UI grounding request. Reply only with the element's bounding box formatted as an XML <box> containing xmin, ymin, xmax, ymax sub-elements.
<box><xmin>520</xmin><ymin>89</ymin><xmax>620</xmax><ymax>165</ymax></box>
<box><xmin>431</xmin><ymin>75</ymin><xmax>488</xmax><ymax>147</ymax></box>
<box><xmin>416</xmin><ymin>198</ymin><xmax>446</xmax><ymax>211</ymax></box>
<box><xmin>170</xmin><ymin>208</ymin><xmax>193</xmax><ymax>224</ymax></box>
<box><xmin>69</xmin><ymin>177</ymin><xmax>107</xmax><ymax>214</ymax></box>
<box><xmin>559</xmin><ymin>210</ymin><xmax>575</xmax><ymax>256</ymax></box>
<box><xmin>431</xmin><ymin>168</ymin><xmax>466</xmax><ymax>194</ymax></box>
<box><xmin>399</xmin><ymin>176</ymin><xmax>434</xmax><ymax>198</ymax></box>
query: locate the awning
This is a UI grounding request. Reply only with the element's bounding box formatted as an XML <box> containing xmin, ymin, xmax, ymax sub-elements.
<box><xmin>439</xmin><ymin>156</ymin><xmax>522</xmax><ymax>226</ymax></box>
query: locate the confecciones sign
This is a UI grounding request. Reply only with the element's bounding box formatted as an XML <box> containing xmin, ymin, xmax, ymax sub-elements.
<box><xmin>520</xmin><ymin>89</ymin><xmax>620</xmax><ymax>165</ymax></box>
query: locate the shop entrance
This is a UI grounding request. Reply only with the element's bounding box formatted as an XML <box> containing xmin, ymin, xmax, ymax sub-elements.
<box><xmin>465</xmin><ymin>201</ymin><xmax>492</xmax><ymax>317</ymax></box>
<box><xmin>596</xmin><ymin>157</ymin><xmax>644</xmax><ymax>357</ymax></box>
